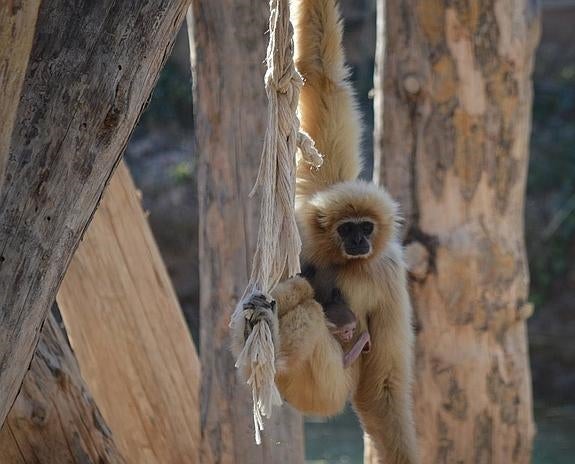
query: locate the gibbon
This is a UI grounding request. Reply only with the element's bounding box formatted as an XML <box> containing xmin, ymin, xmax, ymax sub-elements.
<box><xmin>241</xmin><ymin>0</ymin><xmax>419</xmax><ymax>462</ymax></box>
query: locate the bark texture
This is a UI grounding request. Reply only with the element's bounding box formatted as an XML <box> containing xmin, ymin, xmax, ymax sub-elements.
<box><xmin>0</xmin><ymin>0</ymin><xmax>189</xmax><ymax>426</ymax></box>
<box><xmin>0</xmin><ymin>314</ymin><xmax>124</xmax><ymax>464</ymax></box>
<box><xmin>188</xmin><ymin>3</ymin><xmax>305</xmax><ymax>463</ymax></box>
<box><xmin>0</xmin><ymin>0</ymin><xmax>40</xmax><ymax>191</ymax></box>
<box><xmin>373</xmin><ymin>0</ymin><xmax>540</xmax><ymax>462</ymax></box>
<box><xmin>57</xmin><ymin>162</ymin><xmax>200</xmax><ymax>464</ymax></box>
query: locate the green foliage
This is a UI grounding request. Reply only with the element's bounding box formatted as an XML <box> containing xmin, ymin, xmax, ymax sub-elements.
<box><xmin>170</xmin><ymin>161</ymin><xmax>195</xmax><ymax>184</ymax></box>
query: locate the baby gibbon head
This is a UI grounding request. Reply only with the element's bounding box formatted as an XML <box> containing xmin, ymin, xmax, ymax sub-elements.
<box><xmin>298</xmin><ymin>181</ymin><xmax>399</xmax><ymax>266</ymax></box>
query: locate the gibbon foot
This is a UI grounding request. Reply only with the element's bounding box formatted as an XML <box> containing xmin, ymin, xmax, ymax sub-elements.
<box><xmin>343</xmin><ymin>331</ymin><xmax>370</xmax><ymax>368</ymax></box>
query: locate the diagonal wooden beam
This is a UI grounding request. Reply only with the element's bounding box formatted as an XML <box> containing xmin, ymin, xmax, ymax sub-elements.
<box><xmin>0</xmin><ymin>0</ymin><xmax>190</xmax><ymax>426</ymax></box>
<box><xmin>57</xmin><ymin>162</ymin><xmax>200</xmax><ymax>463</ymax></box>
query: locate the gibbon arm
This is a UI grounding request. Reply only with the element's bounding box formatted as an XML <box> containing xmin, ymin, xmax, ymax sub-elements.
<box><xmin>292</xmin><ymin>0</ymin><xmax>363</xmax><ymax>195</ymax></box>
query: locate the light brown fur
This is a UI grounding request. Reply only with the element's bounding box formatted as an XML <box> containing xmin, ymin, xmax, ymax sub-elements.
<box><xmin>293</xmin><ymin>0</ymin><xmax>363</xmax><ymax>197</ymax></box>
<box><xmin>233</xmin><ymin>1</ymin><xmax>417</xmax><ymax>461</ymax></box>
<box><xmin>274</xmin><ymin>1</ymin><xmax>419</xmax><ymax>462</ymax></box>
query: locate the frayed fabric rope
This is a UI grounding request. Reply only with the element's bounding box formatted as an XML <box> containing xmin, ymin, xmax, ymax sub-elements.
<box><xmin>231</xmin><ymin>0</ymin><xmax>322</xmax><ymax>445</ymax></box>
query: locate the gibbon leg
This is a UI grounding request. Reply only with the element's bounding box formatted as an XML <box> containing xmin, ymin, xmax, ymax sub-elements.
<box><xmin>272</xmin><ymin>277</ymin><xmax>351</xmax><ymax>416</ymax></box>
<box><xmin>353</xmin><ymin>329</ymin><xmax>418</xmax><ymax>464</ymax></box>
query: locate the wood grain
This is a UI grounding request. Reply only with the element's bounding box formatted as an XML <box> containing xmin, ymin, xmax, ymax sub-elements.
<box><xmin>0</xmin><ymin>0</ymin><xmax>40</xmax><ymax>190</ymax></box>
<box><xmin>0</xmin><ymin>0</ymin><xmax>189</xmax><ymax>426</ymax></box>
<box><xmin>0</xmin><ymin>313</ymin><xmax>125</xmax><ymax>464</ymax></box>
<box><xmin>57</xmin><ymin>162</ymin><xmax>200</xmax><ymax>464</ymax></box>
<box><xmin>373</xmin><ymin>0</ymin><xmax>540</xmax><ymax>462</ymax></box>
<box><xmin>188</xmin><ymin>2</ymin><xmax>305</xmax><ymax>463</ymax></box>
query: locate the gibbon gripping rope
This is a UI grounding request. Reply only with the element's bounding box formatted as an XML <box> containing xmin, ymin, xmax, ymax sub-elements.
<box><xmin>230</xmin><ymin>0</ymin><xmax>322</xmax><ymax>445</ymax></box>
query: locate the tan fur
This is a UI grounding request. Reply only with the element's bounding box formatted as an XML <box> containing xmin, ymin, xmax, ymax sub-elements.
<box><xmin>292</xmin><ymin>0</ymin><xmax>363</xmax><ymax>197</ymax></box>
<box><xmin>271</xmin><ymin>1</ymin><xmax>419</xmax><ymax>462</ymax></box>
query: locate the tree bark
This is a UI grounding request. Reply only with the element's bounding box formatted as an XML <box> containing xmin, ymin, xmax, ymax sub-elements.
<box><xmin>0</xmin><ymin>0</ymin><xmax>40</xmax><ymax>191</ymax></box>
<box><xmin>188</xmin><ymin>3</ymin><xmax>305</xmax><ymax>464</ymax></box>
<box><xmin>0</xmin><ymin>313</ymin><xmax>124</xmax><ymax>464</ymax></box>
<box><xmin>57</xmin><ymin>161</ymin><xmax>200</xmax><ymax>464</ymax></box>
<box><xmin>373</xmin><ymin>0</ymin><xmax>540</xmax><ymax>463</ymax></box>
<box><xmin>0</xmin><ymin>0</ymin><xmax>189</xmax><ymax>426</ymax></box>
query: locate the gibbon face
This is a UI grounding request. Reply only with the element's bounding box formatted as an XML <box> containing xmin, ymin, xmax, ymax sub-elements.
<box><xmin>336</xmin><ymin>219</ymin><xmax>375</xmax><ymax>257</ymax></box>
<box><xmin>298</xmin><ymin>181</ymin><xmax>399</xmax><ymax>266</ymax></box>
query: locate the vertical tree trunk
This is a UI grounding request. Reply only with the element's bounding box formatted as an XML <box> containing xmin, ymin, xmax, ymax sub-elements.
<box><xmin>0</xmin><ymin>0</ymin><xmax>189</xmax><ymax>427</ymax></box>
<box><xmin>0</xmin><ymin>313</ymin><xmax>124</xmax><ymax>464</ymax></box>
<box><xmin>373</xmin><ymin>1</ymin><xmax>540</xmax><ymax>463</ymax></box>
<box><xmin>0</xmin><ymin>0</ymin><xmax>40</xmax><ymax>190</ymax></box>
<box><xmin>188</xmin><ymin>4</ymin><xmax>305</xmax><ymax>464</ymax></box>
<box><xmin>57</xmin><ymin>162</ymin><xmax>200</xmax><ymax>464</ymax></box>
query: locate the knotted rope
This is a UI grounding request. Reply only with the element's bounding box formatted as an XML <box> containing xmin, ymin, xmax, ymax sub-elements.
<box><xmin>230</xmin><ymin>0</ymin><xmax>322</xmax><ymax>445</ymax></box>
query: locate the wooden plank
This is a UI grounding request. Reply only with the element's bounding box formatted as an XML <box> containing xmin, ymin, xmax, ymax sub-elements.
<box><xmin>0</xmin><ymin>0</ymin><xmax>40</xmax><ymax>190</ymax></box>
<box><xmin>372</xmin><ymin>0</ymin><xmax>540</xmax><ymax>462</ymax></box>
<box><xmin>0</xmin><ymin>313</ymin><xmax>125</xmax><ymax>464</ymax></box>
<box><xmin>57</xmin><ymin>162</ymin><xmax>200</xmax><ymax>464</ymax></box>
<box><xmin>0</xmin><ymin>0</ymin><xmax>190</xmax><ymax>426</ymax></box>
<box><xmin>188</xmin><ymin>3</ymin><xmax>305</xmax><ymax>463</ymax></box>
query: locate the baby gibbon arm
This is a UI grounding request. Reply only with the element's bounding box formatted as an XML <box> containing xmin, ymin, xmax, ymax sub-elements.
<box><xmin>353</xmin><ymin>259</ymin><xmax>419</xmax><ymax>464</ymax></box>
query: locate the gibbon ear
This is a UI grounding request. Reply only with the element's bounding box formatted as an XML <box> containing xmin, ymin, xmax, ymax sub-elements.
<box><xmin>314</xmin><ymin>211</ymin><xmax>329</xmax><ymax>230</ymax></box>
<box><xmin>314</xmin><ymin>211</ymin><xmax>330</xmax><ymax>230</ymax></box>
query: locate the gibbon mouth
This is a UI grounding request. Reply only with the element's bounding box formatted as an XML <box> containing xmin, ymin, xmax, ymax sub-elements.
<box><xmin>345</xmin><ymin>246</ymin><xmax>370</xmax><ymax>256</ymax></box>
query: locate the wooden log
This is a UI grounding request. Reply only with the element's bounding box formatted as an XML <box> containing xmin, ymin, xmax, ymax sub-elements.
<box><xmin>57</xmin><ymin>161</ymin><xmax>200</xmax><ymax>464</ymax></box>
<box><xmin>0</xmin><ymin>0</ymin><xmax>189</xmax><ymax>426</ymax></box>
<box><xmin>0</xmin><ymin>313</ymin><xmax>125</xmax><ymax>464</ymax></box>
<box><xmin>372</xmin><ymin>0</ymin><xmax>540</xmax><ymax>462</ymax></box>
<box><xmin>0</xmin><ymin>0</ymin><xmax>40</xmax><ymax>190</ymax></box>
<box><xmin>188</xmin><ymin>3</ymin><xmax>305</xmax><ymax>463</ymax></box>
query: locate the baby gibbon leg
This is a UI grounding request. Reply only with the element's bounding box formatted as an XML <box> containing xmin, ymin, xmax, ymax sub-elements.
<box><xmin>353</xmin><ymin>321</ymin><xmax>418</xmax><ymax>464</ymax></box>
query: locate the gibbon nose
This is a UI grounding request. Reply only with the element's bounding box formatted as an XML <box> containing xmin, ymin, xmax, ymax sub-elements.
<box><xmin>351</xmin><ymin>234</ymin><xmax>363</xmax><ymax>246</ymax></box>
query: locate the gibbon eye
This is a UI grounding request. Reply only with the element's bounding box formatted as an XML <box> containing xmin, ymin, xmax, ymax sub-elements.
<box><xmin>337</xmin><ymin>222</ymin><xmax>353</xmax><ymax>237</ymax></box>
<box><xmin>360</xmin><ymin>221</ymin><xmax>374</xmax><ymax>235</ymax></box>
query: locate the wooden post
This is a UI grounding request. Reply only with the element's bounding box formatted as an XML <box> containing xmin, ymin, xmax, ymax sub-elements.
<box><xmin>0</xmin><ymin>0</ymin><xmax>189</xmax><ymax>426</ymax></box>
<box><xmin>373</xmin><ymin>0</ymin><xmax>540</xmax><ymax>462</ymax></box>
<box><xmin>0</xmin><ymin>313</ymin><xmax>124</xmax><ymax>464</ymax></box>
<box><xmin>57</xmin><ymin>162</ymin><xmax>200</xmax><ymax>464</ymax></box>
<box><xmin>188</xmin><ymin>3</ymin><xmax>305</xmax><ymax>463</ymax></box>
<box><xmin>0</xmin><ymin>0</ymin><xmax>40</xmax><ymax>190</ymax></box>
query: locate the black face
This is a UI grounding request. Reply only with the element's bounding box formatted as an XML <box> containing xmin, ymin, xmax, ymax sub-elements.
<box><xmin>337</xmin><ymin>221</ymin><xmax>374</xmax><ymax>256</ymax></box>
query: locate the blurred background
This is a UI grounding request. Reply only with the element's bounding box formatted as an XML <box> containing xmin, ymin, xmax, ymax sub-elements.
<box><xmin>125</xmin><ymin>1</ymin><xmax>574</xmax><ymax>462</ymax></box>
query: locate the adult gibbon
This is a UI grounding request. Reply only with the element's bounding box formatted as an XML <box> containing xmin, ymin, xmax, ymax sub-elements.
<box><xmin>240</xmin><ymin>0</ymin><xmax>418</xmax><ymax>462</ymax></box>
